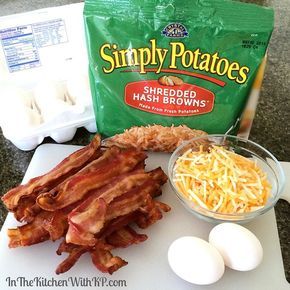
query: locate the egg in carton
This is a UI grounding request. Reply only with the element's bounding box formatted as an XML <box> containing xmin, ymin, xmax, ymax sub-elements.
<box><xmin>0</xmin><ymin>86</ymin><xmax>42</xmax><ymax>131</ymax></box>
<box><xmin>0</xmin><ymin>75</ymin><xmax>96</xmax><ymax>151</ymax></box>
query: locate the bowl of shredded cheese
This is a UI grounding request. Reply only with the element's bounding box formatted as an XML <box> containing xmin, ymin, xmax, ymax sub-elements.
<box><xmin>168</xmin><ymin>135</ymin><xmax>285</xmax><ymax>223</ymax></box>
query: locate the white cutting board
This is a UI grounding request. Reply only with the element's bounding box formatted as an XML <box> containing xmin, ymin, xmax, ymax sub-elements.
<box><xmin>0</xmin><ymin>144</ymin><xmax>289</xmax><ymax>290</ymax></box>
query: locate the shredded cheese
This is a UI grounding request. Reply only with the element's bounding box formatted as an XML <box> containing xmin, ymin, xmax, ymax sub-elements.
<box><xmin>174</xmin><ymin>146</ymin><xmax>271</xmax><ymax>214</ymax></box>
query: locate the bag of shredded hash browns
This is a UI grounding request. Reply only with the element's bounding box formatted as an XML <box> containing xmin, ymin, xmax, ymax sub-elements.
<box><xmin>83</xmin><ymin>0</ymin><xmax>273</xmax><ymax>137</ymax></box>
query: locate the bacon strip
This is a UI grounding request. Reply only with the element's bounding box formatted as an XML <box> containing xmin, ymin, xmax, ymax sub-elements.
<box><xmin>74</xmin><ymin>169</ymin><xmax>149</xmax><ymax>206</ymax></box>
<box><xmin>90</xmin><ymin>226</ymin><xmax>147</xmax><ymax>274</ymax></box>
<box><xmin>42</xmin><ymin>210</ymin><xmax>69</xmax><ymax>241</ymax></box>
<box><xmin>154</xmin><ymin>200</ymin><xmax>172</xmax><ymax>212</ymax></box>
<box><xmin>55</xmin><ymin>239</ymin><xmax>109</xmax><ymax>275</ymax></box>
<box><xmin>136</xmin><ymin>199</ymin><xmax>171</xmax><ymax>229</ymax></box>
<box><xmin>17</xmin><ymin>147</ymin><xmax>115</xmax><ymax>223</ymax></box>
<box><xmin>36</xmin><ymin>146</ymin><xmax>120</xmax><ymax>210</ymax></box>
<box><xmin>55</xmin><ymin>199</ymin><xmax>169</xmax><ymax>274</ymax></box>
<box><xmin>56</xmin><ymin>223</ymin><xmax>148</xmax><ymax>275</ymax></box>
<box><xmin>106</xmin><ymin>187</ymin><xmax>159</xmax><ymax>222</ymax></box>
<box><xmin>66</xmin><ymin>170</ymin><xmax>151</xmax><ymax>246</ymax></box>
<box><xmin>37</xmin><ymin>148</ymin><xmax>147</xmax><ymax>211</ymax></box>
<box><xmin>66</xmin><ymin>174</ymin><xmax>165</xmax><ymax>246</ymax></box>
<box><xmin>91</xmin><ymin>248</ymin><xmax>127</xmax><ymax>274</ymax></box>
<box><xmin>97</xmin><ymin>212</ymin><xmax>142</xmax><ymax>239</ymax></box>
<box><xmin>106</xmin><ymin>168</ymin><xmax>167</xmax><ymax>222</ymax></box>
<box><xmin>66</xmin><ymin>169</ymin><xmax>167</xmax><ymax>246</ymax></box>
<box><xmin>56</xmin><ymin>239</ymin><xmax>128</xmax><ymax>275</ymax></box>
<box><xmin>2</xmin><ymin>135</ymin><xmax>101</xmax><ymax>211</ymax></box>
<box><xmin>106</xmin><ymin>225</ymin><xmax>147</xmax><ymax>248</ymax></box>
<box><xmin>55</xmin><ymin>241</ymin><xmax>89</xmax><ymax>275</ymax></box>
<box><xmin>8</xmin><ymin>201</ymin><xmax>86</xmax><ymax>247</ymax></box>
<box><xmin>66</xmin><ymin>198</ymin><xmax>107</xmax><ymax>246</ymax></box>
<box><xmin>7</xmin><ymin>211</ymin><xmax>51</xmax><ymax>248</ymax></box>
<box><xmin>13</xmin><ymin>196</ymin><xmax>40</xmax><ymax>222</ymax></box>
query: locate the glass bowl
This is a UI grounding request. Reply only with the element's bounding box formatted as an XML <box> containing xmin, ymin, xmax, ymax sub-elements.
<box><xmin>168</xmin><ymin>135</ymin><xmax>285</xmax><ymax>223</ymax></box>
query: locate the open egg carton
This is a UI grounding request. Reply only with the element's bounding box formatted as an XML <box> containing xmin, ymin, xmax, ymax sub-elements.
<box><xmin>0</xmin><ymin>75</ymin><xmax>96</xmax><ymax>151</ymax></box>
<box><xmin>0</xmin><ymin>3</ymin><xmax>97</xmax><ymax>151</ymax></box>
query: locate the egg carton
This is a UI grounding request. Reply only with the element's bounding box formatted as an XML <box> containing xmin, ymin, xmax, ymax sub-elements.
<box><xmin>3</xmin><ymin>115</ymin><xmax>97</xmax><ymax>151</ymax></box>
<box><xmin>0</xmin><ymin>78</ymin><xmax>97</xmax><ymax>151</ymax></box>
<box><xmin>1</xmin><ymin>110</ymin><xmax>97</xmax><ymax>151</ymax></box>
<box><xmin>3</xmin><ymin>117</ymin><xmax>96</xmax><ymax>151</ymax></box>
<box><xmin>0</xmin><ymin>3</ymin><xmax>97</xmax><ymax>151</ymax></box>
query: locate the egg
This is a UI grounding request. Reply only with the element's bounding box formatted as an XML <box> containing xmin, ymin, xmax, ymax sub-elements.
<box><xmin>34</xmin><ymin>81</ymin><xmax>73</xmax><ymax>121</ymax></box>
<box><xmin>209</xmin><ymin>223</ymin><xmax>263</xmax><ymax>271</ymax></box>
<box><xmin>168</xmin><ymin>236</ymin><xmax>225</xmax><ymax>285</ymax></box>
<box><xmin>66</xmin><ymin>74</ymin><xmax>92</xmax><ymax>106</ymax></box>
<box><xmin>0</xmin><ymin>87</ymin><xmax>42</xmax><ymax>131</ymax></box>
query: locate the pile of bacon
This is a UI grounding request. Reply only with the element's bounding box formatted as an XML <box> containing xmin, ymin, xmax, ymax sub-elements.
<box><xmin>1</xmin><ymin>135</ymin><xmax>170</xmax><ymax>274</ymax></box>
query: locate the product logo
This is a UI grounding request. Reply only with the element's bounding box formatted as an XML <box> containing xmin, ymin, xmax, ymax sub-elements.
<box><xmin>161</xmin><ymin>23</ymin><xmax>189</xmax><ymax>38</ymax></box>
<box><xmin>99</xmin><ymin>39</ymin><xmax>250</xmax><ymax>85</ymax></box>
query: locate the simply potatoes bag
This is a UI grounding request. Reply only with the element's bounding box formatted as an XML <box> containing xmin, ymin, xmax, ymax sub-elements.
<box><xmin>84</xmin><ymin>0</ymin><xmax>274</xmax><ymax>136</ymax></box>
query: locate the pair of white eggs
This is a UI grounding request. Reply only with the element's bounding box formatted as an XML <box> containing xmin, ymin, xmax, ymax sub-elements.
<box><xmin>168</xmin><ymin>223</ymin><xmax>263</xmax><ymax>285</ymax></box>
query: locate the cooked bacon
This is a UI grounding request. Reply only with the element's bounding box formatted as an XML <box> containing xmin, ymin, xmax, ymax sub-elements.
<box><xmin>138</xmin><ymin>197</ymin><xmax>163</xmax><ymax>227</ymax></box>
<box><xmin>106</xmin><ymin>187</ymin><xmax>159</xmax><ymax>222</ymax></box>
<box><xmin>36</xmin><ymin>146</ymin><xmax>120</xmax><ymax>211</ymax></box>
<box><xmin>9</xmin><ymin>201</ymin><xmax>84</xmax><ymax>247</ymax></box>
<box><xmin>66</xmin><ymin>169</ymin><xmax>167</xmax><ymax>246</ymax></box>
<box><xmin>106</xmin><ymin>225</ymin><xmax>147</xmax><ymax>248</ymax></box>
<box><xmin>103</xmin><ymin>125</ymin><xmax>207</xmax><ymax>152</ymax></box>
<box><xmin>57</xmin><ymin>239</ymin><xmax>128</xmax><ymax>275</ymax></box>
<box><xmin>91</xmin><ymin>248</ymin><xmax>128</xmax><ymax>274</ymax></box>
<box><xmin>66</xmin><ymin>170</ymin><xmax>152</xmax><ymax>246</ymax></box>
<box><xmin>5</xmin><ymin>139</ymin><xmax>171</xmax><ymax>275</ymax></box>
<box><xmin>97</xmin><ymin>212</ymin><xmax>142</xmax><ymax>239</ymax></box>
<box><xmin>57</xmin><ymin>239</ymin><xmax>79</xmax><ymax>255</ymax></box>
<box><xmin>85</xmin><ymin>169</ymin><xmax>149</xmax><ymax>203</ymax></box>
<box><xmin>93</xmin><ymin>226</ymin><xmax>147</xmax><ymax>274</ymax></box>
<box><xmin>13</xmin><ymin>196</ymin><xmax>40</xmax><ymax>222</ymax></box>
<box><xmin>37</xmin><ymin>147</ymin><xmax>147</xmax><ymax>211</ymax></box>
<box><xmin>56</xmin><ymin>224</ymin><xmax>146</xmax><ymax>275</ymax></box>
<box><xmin>106</xmin><ymin>168</ymin><xmax>167</xmax><ymax>222</ymax></box>
<box><xmin>68</xmin><ymin>169</ymin><xmax>148</xmax><ymax>212</ymax></box>
<box><xmin>147</xmin><ymin>168</ymin><xmax>168</xmax><ymax>192</ymax></box>
<box><xmin>7</xmin><ymin>211</ymin><xmax>51</xmax><ymax>248</ymax></box>
<box><xmin>154</xmin><ymin>200</ymin><xmax>172</xmax><ymax>212</ymax></box>
<box><xmin>7</xmin><ymin>227</ymin><xmax>49</xmax><ymax>248</ymax></box>
<box><xmin>56</xmin><ymin>239</ymin><xmax>109</xmax><ymax>275</ymax></box>
<box><xmin>136</xmin><ymin>200</ymin><xmax>171</xmax><ymax>229</ymax></box>
<box><xmin>42</xmin><ymin>210</ymin><xmax>69</xmax><ymax>241</ymax></box>
<box><xmin>2</xmin><ymin>135</ymin><xmax>101</xmax><ymax>211</ymax></box>
<box><xmin>66</xmin><ymin>198</ymin><xmax>107</xmax><ymax>246</ymax></box>
<box><xmin>21</xmin><ymin>203</ymin><xmax>42</xmax><ymax>223</ymax></box>
<box><xmin>55</xmin><ymin>241</ymin><xmax>89</xmax><ymax>275</ymax></box>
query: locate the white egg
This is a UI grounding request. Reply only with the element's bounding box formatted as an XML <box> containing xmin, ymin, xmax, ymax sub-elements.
<box><xmin>0</xmin><ymin>87</ymin><xmax>34</xmax><ymax>109</ymax></box>
<box><xmin>209</xmin><ymin>223</ymin><xmax>263</xmax><ymax>271</ymax></box>
<box><xmin>34</xmin><ymin>80</ymin><xmax>73</xmax><ymax>104</ymax></box>
<box><xmin>168</xmin><ymin>236</ymin><xmax>225</xmax><ymax>285</ymax></box>
<box><xmin>0</xmin><ymin>87</ymin><xmax>42</xmax><ymax>131</ymax></box>
<box><xmin>66</xmin><ymin>74</ymin><xmax>92</xmax><ymax>106</ymax></box>
<box><xmin>2</xmin><ymin>106</ymin><xmax>42</xmax><ymax>133</ymax></box>
<box><xmin>34</xmin><ymin>81</ymin><xmax>74</xmax><ymax>121</ymax></box>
